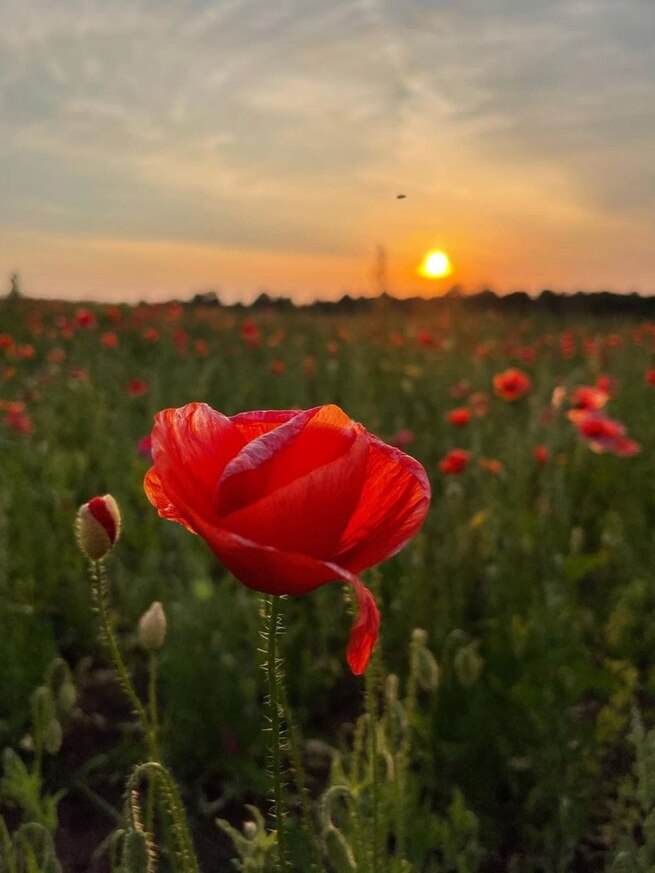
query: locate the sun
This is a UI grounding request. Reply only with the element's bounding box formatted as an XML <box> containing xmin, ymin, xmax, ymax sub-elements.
<box><xmin>418</xmin><ymin>250</ymin><xmax>453</xmax><ymax>279</ymax></box>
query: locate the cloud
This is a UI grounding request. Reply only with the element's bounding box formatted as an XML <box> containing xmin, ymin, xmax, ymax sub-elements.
<box><xmin>0</xmin><ymin>0</ymin><xmax>653</xmax><ymax>297</ymax></box>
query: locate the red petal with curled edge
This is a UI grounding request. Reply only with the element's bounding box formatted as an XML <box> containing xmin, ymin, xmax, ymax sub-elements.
<box><xmin>218</xmin><ymin>405</ymin><xmax>358</xmax><ymax>515</ymax></box>
<box><xmin>144</xmin><ymin>467</ymin><xmax>197</xmax><ymax>534</ymax></box>
<box><xmin>185</xmin><ymin>517</ymin><xmax>380</xmax><ymax>674</ymax></box>
<box><xmin>347</xmin><ymin>577</ymin><xmax>380</xmax><ymax>676</ymax></box>
<box><xmin>230</xmin><ymin>409</ymin><xmax>299</xmax><ymax>441</ymax></box>
<box><xmin>335</xmin><ymin>434</ymin><xmax>431</xmax><ymax>573</ymax></box>
<box><xmin>147</xmin><ymin>403</ymin><xmax>245</xmax><ymax>523</ymax></box>
<box><xmin>220</xmin><ymin>429</ymin><xmax>369</xmax><ymax>557</ymax></box>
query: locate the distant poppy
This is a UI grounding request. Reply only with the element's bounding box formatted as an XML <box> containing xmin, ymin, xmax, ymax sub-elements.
<box><xmin>567</xmin><ymin>386</ymin><xmax>608</xmax><ymax>421</ymax></box>
<box><xmin>645</xmin><ymin>368</ymin><xmax>655</xmax><ymax>387</ymax></box>
<box><xmin>446</xmin><ymin>407</ymin><xmax>471</xmax><ymax>427</ymax></box>
<box><xmin>137</xmin><ymin>435</ymin><xmax>153</xmax><ymax>459</ymax></box>
<box><xmin>102</xmin><ymin>331</ymin><xmax>119</xmax><ymax>348</ymax></box>
<box><xmin>390</xmin><ymin>429</ymin><xmax>415</xmax><ymax>449</ymax></box>
<box><xmin>144</xmin><ymin>403</ymin><xmax>430</xmax><ymax>674</ymax></box>
<box><xmin>270</xmin><ymin>359</ymin><xmax>286</xmax><ymax>376</ymax></box>
<box><xmin>74</xmin><ymin>308</ymin><xmax>97</xmax><ymax>329</ymax></box>
<box><xmin>533</xmin><ymin>445</ymin><xmax>549</xmax><ymax>465</ymax></box>
<box><xmin>240</xmin><ymin>320</ymin><xmax>261</xmax><ymax>348</ymax></box>
<box><xmin>493</xmin><ymin>368</ymin><xmax>532</xmax><ymax>402</ymax></box>
<box><xmin>479</xmin><ymin>458</ymin><xmax>503</xmax><ymax>476</ymax></box>
<box><xmin>575</xmin><ymin>412</ymin><xmax>640</xmax><ymax>457</ymax></box>
<box><xmin>469</xmin><ymin>392</ymin><xmax>489</xmax><ymax>417</ymax></box>
<box><xmin>128</xmin><ymin>379</ymin><xmax>150</xmax><ymax>397</ymax></box>
<box><xmin>439</xmin><ymin>448</ymin><xmax>470</xmax><ymax>475</ymax></box>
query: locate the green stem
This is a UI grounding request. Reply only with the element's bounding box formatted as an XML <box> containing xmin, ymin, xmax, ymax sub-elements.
<box><xmin>365</xmin><ymin>661</ymin><xmax>380</xmax><ymax>873</ymax></box>
<box><xmin>91</xmin><ymin>561</ymin><xmax>154</xmax><ymax>756</ymax></box>
<box><xmin>127</xmin><ymin>762</ymin><xmax>200</xmax><ymax>873</ymax></box>
<box><xmin>264</xmin><ymin>595</ymin><xmax>290</xmax><ymax>873</ymax></box>
<box><xmin>146</xmin><ymin>651</ymin><xmax>160</xmax><ymax>838</ymax></box>
<box><xmin>279</xmin><ymin>679</ymin><xmax>321</xmax><ymax>872</ymax></box>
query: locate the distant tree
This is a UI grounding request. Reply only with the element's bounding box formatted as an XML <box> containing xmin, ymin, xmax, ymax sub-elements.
<box><xmin>192</xmin><ymin>290</ymin><xmax>221</xmax><ymax>306</ymax></box>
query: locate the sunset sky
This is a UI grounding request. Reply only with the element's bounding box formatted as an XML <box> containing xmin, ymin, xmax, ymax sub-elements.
<box><xmin>1</xmin><ymin>0</ymin><xmax>654</xmax><ymax>303</ymax></box>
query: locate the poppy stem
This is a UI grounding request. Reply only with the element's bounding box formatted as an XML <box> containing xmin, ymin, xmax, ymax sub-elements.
<box><xmin>264</xmin><ymin>594</ymin><xmax>290</xmax><ymax>873</ymax></box>
<box><xmin>90</xmin><ymin>561</ymin><xmax>153</xmax><ymax>754</ymax></box>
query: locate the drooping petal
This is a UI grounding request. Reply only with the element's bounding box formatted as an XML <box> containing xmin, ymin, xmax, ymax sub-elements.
<box><xmin>218</xmin><ymin>405</ymin><xmax>357</xmax><ymax>515</ymax></box>
<box><xmin>346</xmin><ymin>577</ymin><xmax>380</xmax><ymax>676</ymax></box>
<box><xmin>220</xmin><ymin>431</ymin><xmax>369</xmax><ymax>557</ymax></box>
<box><xmin>335</xmin><ymin>435</ymin><xmax>431</xmax><ymax>573</ymax></box>
<box><xmin>182</xmin><ymin>518</ymin><xmax>379</xmax><ymax>674</ymax></box>
<box><xmin>149</xmin><ymin>403</ymin><xmax>245</xmax><ymax>521</ymax></box>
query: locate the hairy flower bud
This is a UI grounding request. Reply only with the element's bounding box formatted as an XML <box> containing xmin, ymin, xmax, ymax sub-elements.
<box><xmin>138</xmin><ymin>601</ymin><xmax>167</xmax><ymax>651</ymax></box>
<box><xmin>76</xmin><ymin>494</ymin><xmax>121</xmax><ymax>561</ymax></box>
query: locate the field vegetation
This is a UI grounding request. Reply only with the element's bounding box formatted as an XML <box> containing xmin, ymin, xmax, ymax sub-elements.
<box><xmin>2</xmin><ymin>292</ymin><xmax>655</xmax><ymax>871</ymax></box>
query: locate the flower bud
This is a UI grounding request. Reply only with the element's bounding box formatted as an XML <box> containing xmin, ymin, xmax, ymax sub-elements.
<box><xmin>76</xmin><ymin>494</ymin><xmax>121</xmax><ymax>561</ymax></box>
<box><xmin>138</xmin><ymin>602</ymin><xmax>167</xmax><ymax>651</ymax></box>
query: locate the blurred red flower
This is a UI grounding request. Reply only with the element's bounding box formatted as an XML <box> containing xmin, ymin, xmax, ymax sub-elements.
<box><xmin>493</xmin><ymin>368</ymin><xmax>532</xmax><ymax>401</ymax></box>
<box><xmin>128</xmin><ymin>379</ymin><xmax>150</xmax><ymax>397</ymax></box>
<box><xmin>137</xmin><ymin>435</ymin><xmax>153</xmax><ymax>459</ymax></box>
<box><xmin>645</xmin><ymin>368</ymin><xmax>655</xmax><ymax>386</ymax></box>
<box><xmin>390</xmin><ymin>429</ymin><xmax>415</xmax><ymax>449</ymax></box>
<box><xmin>74</xmin><ymin>308</ymin><xmax>97</xmax><ymax>329</ymax></box>
<box><xmin>439</xmin><ymin>448</ymin><xmax>470</xmax><ymax>475</ymax></box>
<box><xmin>240</xmin><ymin>320</ymin><xmax>261</xmax><ymax>348</ymax></box>
<box><xmin>5</xmin><ymin>408</ymin><xmax>33</xmax><ymax>435</ymax></box>
<box><xmin>479</xmin><ymin>457</ymin><xmax>503</xmax><ymax>476</ymax></box>
<box><xmin>567</xmin><ymin>385</ymin><xmax>608</xmax><ymax>421</ymax></box>
<box><xmin>575</xmin><ymin>412</ymin><xmax>640</xmax><ymax>457</ymax></box>
<box><xmin>446</xmin><ymin>407</ymin><xmax>471</xmax><ymax>427</ymax></box>
<box><xmin>144</xmin><ymin>403</ymin><xmax>430</xmax><ymax>674</ymax></box>
<box><xmin>102</xmin><ymin>331</ymin><xmax>119</xmax><ymax>348</ymax></box>
<box><xmin>533</xmin><ymin>445</ymin><xmax>549</xmax><ymax>465</ymax></box>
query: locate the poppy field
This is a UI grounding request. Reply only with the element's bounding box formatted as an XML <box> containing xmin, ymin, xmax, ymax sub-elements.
<box><xmin>3</xmin><ymin>293</ymin><xmax>655</xmax><ymax>872</ymax></box>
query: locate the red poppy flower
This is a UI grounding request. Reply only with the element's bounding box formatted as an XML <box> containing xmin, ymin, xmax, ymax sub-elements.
<box><xmin>128</xmin><ymin>379</ymin><xmax>150</xmax><ymax>397</ymax></box>
<box><xmin>479</xmin><ymin>457</ymin><xmax>503</xmax><ymax>476</ymax></box>
<box><xmin>645</xmin><ymin>368</ymin><xmax>655</xmax><ymax>387</ymax></box>
<box><xmin>438</xmin><ymin>448</ymin><xmax>470</xmax><ymax>475</ymax></box>
<box><xmin>390</xmin><ymin>429</ymin><xmax>415</xmax><ymax>449</ymax></box>
<box><xmin>575</xmin><ymin>412</ymin><xmax>640</xmax><ymax>457</ymax></box>
<box><xmin>493</xmin><ymin>368</ymin><xmax>532</xmax><ymax>402</ymax></box>
<box><xmin>144</xmin><ymin>403</ymin><xmax>430</xmax><ymax>674</ymax></box>
<box><xmin>446</xmin><ymin>407</ymin><xmax>471</xmax><ymax>427</ymax></box>
<box><xmin>567</xmin><ymin>385</ymin><xmax>608</xmax><ymax>422</ymax></box>
<box><xmin>533</xmin><ymin>445</ymin><xmax>549</xmax><ymax>465</ymax></box>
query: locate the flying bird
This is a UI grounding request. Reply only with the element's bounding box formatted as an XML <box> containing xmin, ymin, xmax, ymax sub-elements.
<box><xmin>396</xmin><ymin>194</ymin><xmax>406</xmax><ymax>199</ymax></box>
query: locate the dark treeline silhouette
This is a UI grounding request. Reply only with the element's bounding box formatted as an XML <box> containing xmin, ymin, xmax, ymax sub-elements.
<box><xmin>188</xmin><ymin>287</ymin><xmax>655</xmax><ymax>318</ymax></box>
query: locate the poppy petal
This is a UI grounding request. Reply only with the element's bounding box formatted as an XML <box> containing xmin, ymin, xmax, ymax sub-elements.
<box><xmin>150</xmin><ymin>403</ymin><xmax>245</xmax><ymax>520</ymax></box>
<box><xmin>346</xmin><ymin>577</ymin><xmax>380</xmax><ymax>676</ymax></box>
<box><xmin>182</xmin><ymin>520</ymin><xmax>379</xmax><ymax>674</ymax></box>
<box><xmin>230</xmin><ymin>409</ymin><xmax>299</xmax><ymax>441</ymax></box>
<box><xmin>335</xmin><ymin>435</ymin><xmax>431</xmax><ymax>573</ymax></box>
<box><xmin>218</xmin><ymin>406</ymin><xmax>357</xmax><ymax>514</ymax></box>
<box><xmin>144</xmin><ymin>467</ymin><xmax>197</xmax><ymax>533</ymax></box>
<box><xmin>220</xmin><ymin>431</ymin><xmax>369</xmax><ymax>557</ymax></box>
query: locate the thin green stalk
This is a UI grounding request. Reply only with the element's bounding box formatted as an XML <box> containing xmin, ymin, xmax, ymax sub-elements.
<box><xmin>365</xmin><ymin>660</ymin><xmax>380</xmax><ymax>873</ymax></box>
<box><xmin>264</xmin><ymin>594</ymin><xmax>290</xmax><ymax>873</ymax></box>
<box><xmin>278</xmin><ymin>678</ymin><xmax>321</xmax><ymax>872</ymax></box>
<box><xmin>146</xmin><ymin>651</ymin><xmax>160</xmax><ymax>838</ymax></box>
<box><xmin>90</xmin><ymin>561</ymin><xmax>153</xmax><ymax>755</ymax></box>
<box><xmin>127</xmin><ymin>762</ymin><xmax>200</xmax><ymax>873</ymax></box>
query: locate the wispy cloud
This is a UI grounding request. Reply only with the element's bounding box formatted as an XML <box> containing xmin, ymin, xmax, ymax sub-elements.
<box><xmin>0</xmin><ymin>0</ymin><xmax>653</xmax><ymax>298</ymax></box>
